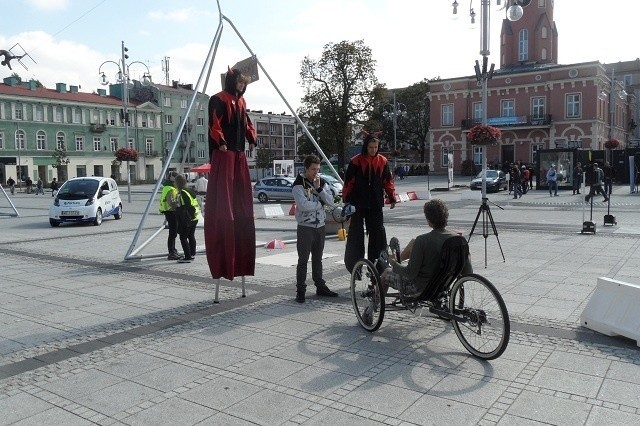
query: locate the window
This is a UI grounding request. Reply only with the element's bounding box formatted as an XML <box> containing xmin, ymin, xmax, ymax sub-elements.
<box><xmin>566</xmin><ymin>94</ymin><xmax>581</xmax><ymax>118</ymax></box>
<box><xmin>14</xmin><ymin>105</ymin><xmax>22</xmax><ymax>120</ymax></box>
<box><xmin>93</xmin><ymin>136</ymin><xmax>102</xmax><ymax>151</ymax></box>
<box><xmin>37</xmin><ymin>131</ymin><xmax>46</xmax><ymax>150</ymax></box>
<box><xmin>532</xmin><ymin>97</ymin><xmax>545</xmax><ymax>119</ymax></box>
<box><xmin>181</xmin><ymin>99</ymin><xmax>188</xmax><ymax>108</ymax></box>
<box><xmin>110</xmin><ymin>137</ymin><xmax>118</xmax><ymax>152</ymax></box>
<box><xmin>55</xmin><ymin>107</ymin><xmax>63</xmax><ymax>122</ymax></box>
<box><xmin>0</xmin><ymin>132</ymin><xmax>4</xmax><ymax>149</ymax></box>
<box><xmin>501</xmin><ymin>100</ymin><xmax>515</xmax><ymax>117</ymax></box>
<box><xmin>624</xmin><ymin>74</ymin><xmax>632</xmax><ymax>86</ymax></box>
<box><xmin>541</xmin><ymin>26</ymin><xmax>547</xmax><ymax>39</ymax></box>
<box><xmin>35</xmin><ymin>105</ymin><xmax>44</xmax><ymax>121</ymax></box>
<box><xmin>75</xmin><ymin>136</ymin><xmax>84</xmax><ymax>151</ymax></box>
<box><xmin>56</xmin><ymin>132</ymin><xmax>65</xmax><ymax>150</ymax></box>
<box><xmin>73</xmin><ymin>108</ymin><xmax>82</xmax><ymax>124</ymax></box>
<box><xmin>145</xmin><ymin>138</ymin><xmax>154</xmax><ymax>156</ymax></box>
<box><xmin>197</xmin><ymin>117</ymin><xmax>204</xmax><ymax>126</ymax></box>
<box><xmin>15</xmin><ymin>130</ymin><xmax>25</xmax><ymax>149</ymax></box>
<box><xmin>197</xmin><ymin>133</ymin><xmax>205</xmax><ymax>142</ymax></box>
<box><xmin>165</xmin><ymin>115</ymin><xmax>173</xmax><ymax>124</ymax></box>
<box><xmin>164</xmin><ymin>131</ymin><xmax>173</xmax><ymax>141</ymax></box>
<box><xmin>473</xmin><ymin>102</ymin><xmax>483</xmax><ymax>121</ymax></box>
<box><xmin>538</xmin><ymin>0</ymin><xmax>545</xmax><ymax>6</ymax></box>
<box><xmin>163</xmin><ymin>97</ymin><xmax>171</xmax><ymax>107</ymax></box>
<box><xmin>141</xmin><ymin>121</ymin><xmax>147</xmax><ymax>128</ymax></box>
<box><xmin>442</xmin><ymin>104</ymin><xmax>454</xmax><ymax>126</ymax></box>
<box><xmin>128</xmin><ymin>138</ymin><xmax>134</xmax><ymax>149</ymax></box>
<box><xmin>441</xmin><ymin>147</ymin><xmax>449</xmax><ymax>166</ymax></box>
<box><xmin>541</xmin><ymin>48</ymin><xmax>547</xmax><ymax>61</ymax></box>
<box><xmin>473</xmin><ymin>146</ymin><xmax>483</xmax><ymax>165</ymax></box>
<box><xmin>518</xmin><ymin>29</ymin><xmax>528</xmax><ymax>61</ymax></box>
<box><xmin>198</xmin><ymin>149</ymin><xmax>206</xmax><ymax>159</ymax></box>
<box><xmin>532</xmin><ymin>143</ymin><xmax>543</xmax><ymax>163</ymax></box>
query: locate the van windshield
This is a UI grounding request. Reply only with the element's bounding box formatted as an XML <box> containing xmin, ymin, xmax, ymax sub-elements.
<box><xmin>57</xmin><ymin>180</ymin><xmax>99</xmax><ymax>200</ymax></box>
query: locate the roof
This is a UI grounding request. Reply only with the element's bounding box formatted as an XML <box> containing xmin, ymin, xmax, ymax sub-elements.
<box><xmin>0</xmin><ymin>82</ymin><xmax>142</xmax><ymax>107</ymax></box>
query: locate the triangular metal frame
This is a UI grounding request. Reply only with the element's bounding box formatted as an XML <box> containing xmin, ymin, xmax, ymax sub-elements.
<box><xmin>125</xmin><ymin>0</ymin><xmax>337</xmax><ymax>264</ymax></box>
<box><xmin>0</xmin><ymin>185</ymin><xmax>20</xmax><ymax>217</ymax></box>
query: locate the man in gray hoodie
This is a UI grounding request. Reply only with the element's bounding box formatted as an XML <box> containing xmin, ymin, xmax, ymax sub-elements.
<box><xmin>292</xmin><ymin>155</ymin><xmax>338</xmax><ymax>303</ymax></box>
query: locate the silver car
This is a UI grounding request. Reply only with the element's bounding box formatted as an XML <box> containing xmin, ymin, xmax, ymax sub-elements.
<box><xmin>319</xmin><ymin>174</ymin><xmax>343</xmax><ymax>197</ymax></box>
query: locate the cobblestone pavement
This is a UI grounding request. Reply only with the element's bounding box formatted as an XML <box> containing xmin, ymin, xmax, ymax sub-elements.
<box><xmin>0</xmin><ymin>179</ymin><xmax>639</xmax><ymax>425</ymax></box>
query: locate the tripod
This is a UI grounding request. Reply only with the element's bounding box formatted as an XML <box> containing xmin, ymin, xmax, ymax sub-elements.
<box><xmin>469</xmin><ymin>197</ymin><xmax>505</xmax><ymax>268</ymax></box>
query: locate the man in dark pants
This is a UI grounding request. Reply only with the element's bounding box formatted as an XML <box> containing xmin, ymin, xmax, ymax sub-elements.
<box><xmin>603</xmin><ymin>161</ymin><xmax>615</xmax><ymax>196</ymax></box>
<box><xmin>342</xmin><ymin>132</ymin><xmax>396</xmax><ymax>273</ymax></box>
<box><xmin>292</xmin><ymin>155</ymin><xmax>338</xmax><ymax>303</ymax></box>
<box><xmin>585</xmin><ymin>163</ymin><xmax>609</xmax><ymax>203</ymax></box>
<box><xmin>159</xmin><ymin>171</ymin><xmax>181</xmax><ymax>260</ymax></box>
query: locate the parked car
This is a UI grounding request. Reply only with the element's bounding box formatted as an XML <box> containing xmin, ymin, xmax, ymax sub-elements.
<box><xmin>253</xmin><ymin>176</ymin><xmax>295</xmax><ymax>203</ymax></box>
<box><xmin>469</xmin><ymin>170</ymin><xmax>508</xmax><ymax>192</ymax></box>
<box><xmin>49</xmin><ymin>176</ymin><xmax>122</xmax><ymax>226</ymax></box>
<box><xmin>319</xmin><ymin>174</ymin><xmax>343</xmax><ymax>197</ymax></box>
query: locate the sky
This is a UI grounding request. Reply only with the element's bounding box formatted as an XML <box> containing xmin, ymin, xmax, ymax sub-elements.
<box><xmin>2</xmin><ymin>0</ymin><xmax>639</xmax><ymax>114</ymax></box>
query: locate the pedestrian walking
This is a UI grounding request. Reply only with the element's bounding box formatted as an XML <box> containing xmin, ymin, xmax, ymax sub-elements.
<box><xmin>572</xmin><ymin>162</ymin><xmax>583</xmax><ymax>195</ymax></box>
<box><xmin>173</xmin><ymin>174</ymin><xmax>200</xmax><ymax>263</ymax></box>
<box><xmin>6</xmin><ymin>177</ymin><xmax>15</xmax><ymax>195</ymax></box>
<box><xmin>546</xmin><ymin>164</ymin><xmax>558</xmax><ymax>196</ymax></box>
<box><xmin>585</xmin><ymin>163</ymin><xmax>608</xmax><ymax>203</ymax></box>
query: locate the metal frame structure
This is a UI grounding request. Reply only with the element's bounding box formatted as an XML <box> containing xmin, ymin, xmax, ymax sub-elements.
<box><xmin>124</xmin><ymin>0</ymin><xmax>337</xmax><ymax>302</ymax></box>
<box><xmin>0</xmin><ymin>185</ymin><xmax>20</xmax><ymax>217</ymax></box>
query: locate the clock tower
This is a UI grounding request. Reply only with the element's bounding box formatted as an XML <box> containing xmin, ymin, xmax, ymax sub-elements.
<box><xmin>500</xmin><ymin>0</ymin><xmax>558</xmax><ymax>68</ymax></box>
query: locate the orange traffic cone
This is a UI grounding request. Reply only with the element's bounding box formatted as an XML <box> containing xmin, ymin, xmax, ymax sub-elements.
<box><xmin>289</xmin><ymin>203</ymin><xmax>296</xmax><ymax>215</ymax></box>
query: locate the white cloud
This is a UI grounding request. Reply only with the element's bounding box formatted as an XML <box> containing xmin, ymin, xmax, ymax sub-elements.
<box><xmin>25</xmin><ymin>0</ymin><xmax>68</xmax><ymax>11</ymax></box>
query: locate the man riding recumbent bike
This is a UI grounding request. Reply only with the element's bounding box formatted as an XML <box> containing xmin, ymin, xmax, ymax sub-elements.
<box><xmin>349</xmin><ymin>199</ymin><xmax>510</xmax><ymax>360</ymax></box>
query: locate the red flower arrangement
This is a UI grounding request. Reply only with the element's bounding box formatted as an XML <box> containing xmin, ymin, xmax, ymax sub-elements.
<box><xmin>115</xmin><ymin>147</ymin><xmax>139</xmax><ymax>162</ymax></box>
<box><xmin>603</xmin><ymin>139</ymin><xmax>620</xmax><ymax>149</ymax></box>
<box><xmin>466</xmin><ymin>125</ymin><xmax>502</xmax><ymax>146</ymax></box>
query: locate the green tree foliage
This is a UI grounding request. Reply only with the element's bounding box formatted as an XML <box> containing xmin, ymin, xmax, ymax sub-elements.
<box><xmin>376</xmin><ymin>79</ymin><xmax>433</xmax><ymax>163</ymax></box>
<box><xmin>254</xmin><ymin>145</ymin><xmax>272</xmax><ymax>170</ymax></box>
<box><xmin>299</xmin><ymin>40</ymin><xmax>382</xmax><ymax>168</ymax></box>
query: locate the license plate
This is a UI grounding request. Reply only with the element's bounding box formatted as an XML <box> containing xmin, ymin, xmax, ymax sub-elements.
<box><xmin>61</xmin><ymin>211</ymin><xmax>80</xmax><ymax>216</ymax></box>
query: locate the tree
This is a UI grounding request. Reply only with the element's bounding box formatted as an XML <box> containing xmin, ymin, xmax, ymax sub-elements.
<box><xmin>51</xmin><ymin>148</ymin><xmax>70</xmax><ymax>180</ymax></box>
<box><xmin>376</xmin><ymin>79</ymin><xmax>433</xmax><ymax>163</ymax></box>
<box><xmin>255</xmin><ymin>146</ymin><xmax>272</xmax><ymax>172</ymax></box>
<box><xmin>299</xmin><ymin>40</ymin><xmax>382</xmax><ymax>168</ymax></box>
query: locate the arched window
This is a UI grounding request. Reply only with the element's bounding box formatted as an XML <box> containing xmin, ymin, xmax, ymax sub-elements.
<box><xmin>37</xmin><ymin>130</ymin><xmax>47</xmax><ymax>150</ymax></box>
<box><xmin>56</xmin><ymin>131</ymin><xmax>66</xmax><ymax>150</ymax></box>
<box><xmin>541</xmin><ymin>48</ymin><xmax>547</xmax><ymax>60</ymax></box>
<box><xmin>519</xmin><ymin>29</ymin><xmax>528</xmax><ymax>61</ymax></box>
<box><xmin>541</xmin><ymin>26</ymin><xmax>548</xmax><ymax>39</ymax></box>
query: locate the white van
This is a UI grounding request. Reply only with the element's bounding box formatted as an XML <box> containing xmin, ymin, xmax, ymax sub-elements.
<box><xmin>49</xmin><ymin>177</ymin><xmax>122</xmax><ymax>226</ymax></box>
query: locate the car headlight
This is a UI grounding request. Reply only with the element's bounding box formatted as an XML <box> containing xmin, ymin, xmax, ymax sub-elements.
<box><xmin>85</xmin><ymin>197</ymin><xmax>96</xmax><ymax>206</ymax></box>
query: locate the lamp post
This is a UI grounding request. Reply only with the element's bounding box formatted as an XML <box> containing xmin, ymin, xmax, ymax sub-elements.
<box><xmin>606</xmin><ymin>69</ymin><xmax>627</xmax><ymax>162</ymax></box>
<box><xmin>383</xmin><ymin>92</ymin><xmax>407</xmax><ymax>171</ymax></box>
<box><xmin>98</xmin><ymin>41</ymin><xmax>152</xmax><ymax>203</ymax></box>
<box><xmin>452</xmin><ymin>0</ymin><xmax>524</xmax><ymax>197</ymax></box>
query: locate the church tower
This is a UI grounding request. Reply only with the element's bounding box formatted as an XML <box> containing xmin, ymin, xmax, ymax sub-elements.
<box><xmin>500</xmin><ymin>0</ymin><xmax>558</xmax><ymax>69</ymax></box>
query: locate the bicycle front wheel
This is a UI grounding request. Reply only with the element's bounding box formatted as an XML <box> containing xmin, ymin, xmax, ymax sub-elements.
<box><xmin>449</xmin><ymin>274</ymin><xmax>510</xmax><ymax>360</ymax></box>
<box><xmin>350</xmin><ymin>259</ymin><xmax>385</xmax><ymax>332</ymax></box>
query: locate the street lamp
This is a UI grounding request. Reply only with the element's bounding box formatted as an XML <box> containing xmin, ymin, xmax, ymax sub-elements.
<box><xmin>453</xmin><ymin>0</ymin><xmax>524</xmax><ymax>197</ymax></box>
<box><xmin>98</xmin><ymin>41</ymin><xmax>152</xmax><ymax>203</ymax></box>
<box><xmin>382</xmin><ymin>92</ymin><xmax>407</xmax><ymax>171</ymax></box>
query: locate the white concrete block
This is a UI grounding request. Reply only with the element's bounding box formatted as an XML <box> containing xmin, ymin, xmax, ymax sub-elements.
<box><xmin>461</xmin><ymin>190</ymin><xmax>482</xmax><ymax>201</ymax></box>
<box><xmin>580</xmin><ymin>277</ymin><xmax>640</xmax><ymax>347</ymax></box>
<box><xmin>414</xmin><ymin>190</ymin><xmax>431</xmax><ymax>200</ymax></box>
<box><xmin>256</xmin><ymin>205</ymin><xmax>285</xmax><ymax>218</ymax></box>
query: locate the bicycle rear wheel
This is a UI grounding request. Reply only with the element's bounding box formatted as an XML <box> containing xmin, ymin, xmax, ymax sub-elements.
<box><xmin>449</xmin><ymin>274</ymin><xmax>510</xmax><ymax>360</ymax></box>
<box><xmin>350</xmin><ymin>259</ymin><xmax>384</xmax><ymax>332</ymax></box>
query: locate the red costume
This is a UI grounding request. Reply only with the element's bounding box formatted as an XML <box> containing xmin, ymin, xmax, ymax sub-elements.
<box><xmin>205</xmin><ymin>69</ymin><xmax>257</xmax><ymax>280</ymax></box>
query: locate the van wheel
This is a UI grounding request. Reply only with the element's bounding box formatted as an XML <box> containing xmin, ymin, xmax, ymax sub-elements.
<box><xmin>258</xmin><ymin>193</ymin><xmax>268</xmax><ymax>203</ymax></box>
<box><xmin>94</xmin><ymin>209</ymin><xmax>103</xmax><ymax>226</ymax></box>
<box><xmin>114</xmin><ymin>204</ymin><xmax>123</xmax><ymax>220</ymax></box>
<box><xmin>49</xmin><ymin>220</ymin><xmax>60</xmax><ymax>227</ymax></box>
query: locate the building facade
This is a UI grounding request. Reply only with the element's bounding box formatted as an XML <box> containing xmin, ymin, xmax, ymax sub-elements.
<box><xmin>0</xmin><ymin>76</ymin><xmax>162</xmax><ymax>185</ymax></box>
<box><xmin>428</xmin><ymin>0</ymin><xmax>638</xmax><ymax>177</ymax></box>
<box><xmin>248</xmin><ymin>109</ymin><xmax>298</xmax><ymax>167</ymax></box>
